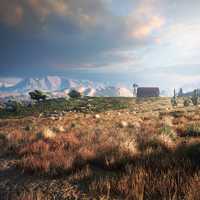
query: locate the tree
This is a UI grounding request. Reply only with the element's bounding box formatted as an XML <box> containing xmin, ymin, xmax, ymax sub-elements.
<box><xmin>5</xmin><ymin>100</ymin><xmax>22</xmax><ymax>112</ymax></box>
<box><xmin>29</xmin><ymin>90</ymin><xmax>47</xmax><ymax>102</ymax></box>
<box><xmin>68</xmin><ymin>89</ymin><xmax>81</xmax><ymax>98</ymax></box>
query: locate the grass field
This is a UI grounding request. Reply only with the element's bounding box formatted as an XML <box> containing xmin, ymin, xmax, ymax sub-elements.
<box><xmin>0</xmin><ymin>97</ymin><xmax>130</xmax><ymax>118</ymax></box>
<box><xmin>0</xmin><ymin>97</ymin><xmax>200</xmax><ymax>199</ymax></box>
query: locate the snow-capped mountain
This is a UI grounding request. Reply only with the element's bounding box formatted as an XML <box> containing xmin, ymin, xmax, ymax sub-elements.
<box><xmin>0</xmin><ymin>76</ymin><xmax>72</xmax><ymax>93</ymax></box>
<box><xmin>0</xmin><ymin>76</ymin><xmax>133</xmax><ymax>97</ymax></box>
<box><xmin>0</xmin><ymin>78</ymin><xmax>21</xmax><ymax>88</ymax></box>
<box><xmin>96</xmin><ymin>86</ymin><xmax>132</xmax><ymax>97</ymax></box>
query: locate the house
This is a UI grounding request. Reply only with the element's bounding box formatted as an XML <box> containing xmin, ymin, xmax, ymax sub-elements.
<box><xmin>137</xmin><ymin>87</ymin><xmax>160</xmax><ymax>98</ymax></box>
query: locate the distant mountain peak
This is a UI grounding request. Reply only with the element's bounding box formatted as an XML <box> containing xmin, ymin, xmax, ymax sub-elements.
<box><xmin>0</xmin><ymin>76</ymin><xmax>133</xmax><ymax>97</ymax></box>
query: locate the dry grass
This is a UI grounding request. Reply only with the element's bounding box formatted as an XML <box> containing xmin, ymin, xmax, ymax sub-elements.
<box><xmin>1</xmin><ymin>97</ymin><xmax>200</xmax><ymax>199</ymax></box>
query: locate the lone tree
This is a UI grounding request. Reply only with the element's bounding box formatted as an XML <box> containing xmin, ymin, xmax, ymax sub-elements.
<box><xmin>68</xmin><ymin>89</ymin><xmax>81</xmax><ymax>98</ymax></box>
<box><xmin>29</xmin><ymin>90</ymin><xmax>47</xmax><ymax>102</ymax></box>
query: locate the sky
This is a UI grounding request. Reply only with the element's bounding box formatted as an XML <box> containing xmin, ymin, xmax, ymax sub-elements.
<box><xmin>1</xmin><ymin>0</ymin><xmax>200</xmax><ymax>91</ymax></box>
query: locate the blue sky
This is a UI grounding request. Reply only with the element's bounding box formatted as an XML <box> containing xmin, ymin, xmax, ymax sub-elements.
<box><xmin>0</xmin><ymin>0</ymin><xmax>200</xmax><ymax>91</ymax></box>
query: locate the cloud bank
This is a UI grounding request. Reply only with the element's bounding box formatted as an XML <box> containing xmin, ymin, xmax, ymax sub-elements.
<box><xmin>0</xmin><ymin>0</ymin><xmax>200</xmax><ymax>90</ymax></box>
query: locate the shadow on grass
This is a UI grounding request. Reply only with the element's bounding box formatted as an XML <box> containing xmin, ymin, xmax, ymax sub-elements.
<box><xmin>75</xmin><ymin>141</ymin><xmax>200</xmax><ymax>199</ymax></box>
<box><xmin>1</xmin><ymin>137</ymin><xmax>200</xmax><ymax>199</ymax></box>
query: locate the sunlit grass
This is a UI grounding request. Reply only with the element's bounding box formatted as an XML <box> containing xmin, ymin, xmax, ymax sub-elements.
<box><xmin>1</xmin><ymin>97</ymin><xmax>200</xmax><ymax>199</ymax></box>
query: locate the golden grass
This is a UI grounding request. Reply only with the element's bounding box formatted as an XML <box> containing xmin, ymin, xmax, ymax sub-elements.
<box><xmin>1</xmin><ymin>98</ymin><xmax>200</xmax><ymax>199</ymax></box>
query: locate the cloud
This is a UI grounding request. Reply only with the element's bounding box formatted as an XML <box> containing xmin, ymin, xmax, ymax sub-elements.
<box><xmin>143</xmin><ymin>22</ymin><xmax>200</xmax><ymax>68</ymax></box>
<box><xmin>130</xmin><ymin>16</ymin><xmax>165</xmax><ymax>39</ymax></box>
<box><xmin>126</xmin><ymin>0</ymin><xmax>165</xmax><ymax>39</ymax></box>
<box><xmin>0</xmin><ymin>1</ymin><xmax>24</xmax><ymax>25</ymax></box>
<box><xmin>0</xmin><ymin>0</ymin><xmax>110</xmax><ymax>30</ymax></box>
<box><xmin>1</xmin><ymin>0</ymin><xmax>200</xmax><ymax>91</ymax></box>
<box><xmin>0</xmin><ymin>0</ymin><xmax>165</xmax><ymax>38</ymax></box>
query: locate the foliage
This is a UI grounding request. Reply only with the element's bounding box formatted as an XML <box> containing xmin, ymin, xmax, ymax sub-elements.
<box><xmin>0</xmin><ymin>132</ymin><xmax>6</xmax><ymax>141</ymax></box>
<box><xmin>0</xmin><ymin>97</ymin><xmax>129</xmax><ymax>118</ymax></box>
<box><xmin>5</xmin><ymin>100</ymin><xmax>22</xmax><ymax>113</ymax></box>
<box><xmin>68</xmin><ymin>89</ymin><xmax>81</xmax><ymax>98</ymax></box>
<box><xmin>159</xmin><ymin>125</ymin><xmax>176</xmax><ymax>140</ymax></box>
<box><xmin>29</xmin><ymin>90</ymin><xmax>47</xmax><ymax>102</ymax></box>
<box><xmin>183</xmin><ymin>98</ymin><xmax>191</xmax><ymax>107</ymax></box>
<box><xmin>169</xmin><ymin>110</ymin><xmax>185</xmax><ymax>118</ymax></box>
<box><xmin>185</xmin><ymin>123</ymin><xmax>200</xmax><ymax>137</ymax></box>
<box><xmin>2</xmin><ymin>97</ymin><xmax>200</xmax><ymax>199</ymax></box>
<box><xmin>2</xmin><ymin>118</ymin><xmax>200</xmax><ymax>199</ymax></box>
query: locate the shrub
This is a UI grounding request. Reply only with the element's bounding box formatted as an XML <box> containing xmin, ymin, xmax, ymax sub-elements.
<box><xmin>5</xmin><ymin>100</ymin><xmax>22</xmax><ymax>112</ymax></box>
<box><xmin>29</xmin><ymin>90</ymin><xmax>47</xmax><ymax>102</ymax></box>
<box><xmin>183</xmin><ymin>99</ymin><xmax>191</xmax><ymax>107</ymax></box>
<box><xmin>159</xmin><ymin>125</ymin><xmax>176</xmax><ymax>139</ymax></box>
<box><xmin>184</xmin><ymin>123</ymin><xmax>200</xmax><ymax>137</ymax></box>
<box><xmin>24</xmin><ymin>124</ymin><xmax>35</xmax><ymax>131</ymax></box>
<box><xmin>68</xmin><ymin>89</ymin><xmax>81</xmax><ymax>98</ymax></box>
<box><xmin>0</xmin><ymin>132</ymin><xmax>7</xmax><ymax>151</ymax></box>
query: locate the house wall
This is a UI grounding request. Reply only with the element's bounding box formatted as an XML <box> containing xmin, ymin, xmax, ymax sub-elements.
<box><xmin>137</xmin><ymin>87</ymin><xmax>160</xmax><ymax>98</ymax></box>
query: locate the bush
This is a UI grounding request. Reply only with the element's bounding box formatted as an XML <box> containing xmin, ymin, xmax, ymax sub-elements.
<box><xmin>185</xmin><ymin>123</ymin><xmax>200</xmax><ymax>137</ymax></box>
<box><xmin>68</xmin><ymin>89</ymin><xmax>81</xmax><ymax>98</ymax></box>
<box><xmin>0</xmin><ymin>132</ymin><xmax>6</xmax><ymax>141</ymax></box>
<box><xmin>5</xmin><ymin>100</ymin><xmax>22</xmax><ymax>112</ymax></box>
<box><xmin>159</xmin><ymin>125</ymin><xmax>176</xmax><ymax>140</ymax></box>
<box><xmin>29</xmin><ymin>90</ymin><xmax>47</xmax><ymax>102</ymax></box>
<box><xmin>184</xmin><ymin>99</ymin><xmax>191</xmax><ymax>107</ymax></box>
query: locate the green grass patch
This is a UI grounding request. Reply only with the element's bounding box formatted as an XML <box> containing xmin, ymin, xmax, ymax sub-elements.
<box><xmin>159</xmin><ymin>125</ymin><xmax>177</xmax><ymax>140</ymax></box>
<box><xmin>0</xmin><ymin>97</ymin><xmax>130</xmax><ymax>119</ymax></box>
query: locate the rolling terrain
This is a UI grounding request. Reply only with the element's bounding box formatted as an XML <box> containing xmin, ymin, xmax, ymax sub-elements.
<box><xmin>0</xmin><ymin>97</ymin><xmax>200</xmax><ymax>199</ymax></box>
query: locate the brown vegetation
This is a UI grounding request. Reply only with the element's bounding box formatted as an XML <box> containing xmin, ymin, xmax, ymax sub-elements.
<box><xmin>0</xmin><ymin>97</ymin><xmax>200</xmax><ymax>199</ymax></box>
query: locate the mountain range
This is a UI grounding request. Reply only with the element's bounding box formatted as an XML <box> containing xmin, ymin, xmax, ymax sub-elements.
<box><xmin>0</xmin><ymin>76</ymin><xmax>133</xmax><ymax>97</ymax></box>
